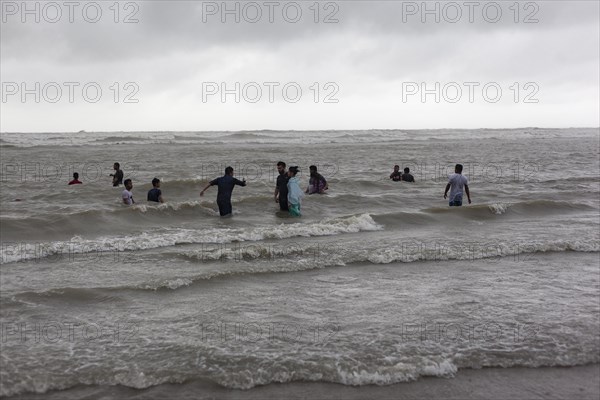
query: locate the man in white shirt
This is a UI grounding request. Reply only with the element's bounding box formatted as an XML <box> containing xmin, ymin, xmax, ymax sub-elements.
<box><xmin>122</xmin><ymin>179</ymin><xmax>134</xmax><ymax>205</ymax></box>
<box><xmin>444</xmin><ymin>164</ymin><xmax>471</xmax><ymax>206</ymax></box>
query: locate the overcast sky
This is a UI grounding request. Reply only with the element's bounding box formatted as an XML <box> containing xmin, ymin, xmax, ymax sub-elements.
<box><xmin>1</xmin><ymin>0</ymin><xmax>598</xmax><ymax>132</ymax></box>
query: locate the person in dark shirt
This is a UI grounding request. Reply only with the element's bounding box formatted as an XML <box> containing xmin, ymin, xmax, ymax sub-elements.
<box><xmin>274</xmin><ymin>161</ymin><xmax>289</xmax><ymax>211</ymax></box>
<box><xmin>390</xmin><ymin>165</ymin><xmax>402</xmax><ymax>181</ymax></box>
<box><xmin>110</xmin><ymin>163</ymin><xmax>124</xmax><ymax>187</ymax></box>
<box><xmin>306</xmin><ymin>165</ymin><xmax>328</xmax><ymax>194</ymax></box>
<box><xmin>68</xmin><ymin>172</ymin><xmax>82</xmax><ymax>185</ymax></box>
<box><xmin>401</xmin><ymin>167</ymin><xmax>415</xmax><ymax>182</ymax></box>
<box><xmin>147</xmin><ymin>177</ymin><xmax>164</xmax><ymax>203</ymax></box>
<box><xmin>200</xmin><ymin>166</ymin><xmax>247</xmax><ymax>216</ymax></box>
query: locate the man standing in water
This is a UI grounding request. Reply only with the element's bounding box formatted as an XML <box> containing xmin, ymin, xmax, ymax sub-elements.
<box><xmin>390</xmin><ymin>165</ymin><xmax>402</xmax><ymax>181</ymax></box>
<box><xmin>274</xmin><ymin>161</ymin><xmax>289</xmax><ymax>211</ymax></box>
<box><xmin>110</xmin><ymin>163</ymin><xmax>124</xmax><ymax>187</ymax></box>
<box><xmin>200</xmin><ymin>166</ymin><xmax>247</xmax><ymax>216</ymax></box>
<box><xmin>122</xmin><ymin>179</ymin><xmax>134</xmax><ymax>205</ymax></box>
<box><xmin>444</xmin><ymin>164</ymin><xmax>471</xmax><ymax>206</ymax></box>
<box><xmin>147</xmin><ymin>178</ymin><xmax>164</xmax><ymax>203</ymax></box>
<box><xmin>401</xmin><ymin>167</ymin><xmax>415</xmax><ymax>182</ymax></box>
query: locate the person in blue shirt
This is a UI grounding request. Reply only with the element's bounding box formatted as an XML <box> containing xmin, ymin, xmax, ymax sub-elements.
<box><xmin>147</xmin><ymin>178</ymin><xmax>164</xmax><ymax>203</ymax></box>
<box><xmin>200</xmin><ymin>166</ymin><xmax>247</xmax><ymax>216</ymax></box>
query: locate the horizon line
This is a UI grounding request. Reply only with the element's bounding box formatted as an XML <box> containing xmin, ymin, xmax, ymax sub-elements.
<box><xmin>2</xmin><ymin>126</ymin><xmax>599</xmax><ymax>134</ymax></box>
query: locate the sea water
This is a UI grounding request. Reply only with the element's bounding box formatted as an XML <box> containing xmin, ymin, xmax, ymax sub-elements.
<box><xmin>1</xmin><ymin>128</ymin><xmax>598</xmax><ymax>396</ymax></box>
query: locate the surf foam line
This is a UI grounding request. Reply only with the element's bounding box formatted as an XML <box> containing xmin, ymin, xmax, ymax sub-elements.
<box><xmin>2</xmin><ymin>347</ymin><xmax>598</xmax><ymax>396</ymax></box>
<box><xmin>13</xmin><ymin>237</ymin><xmax>598</xmax><ymax>294</ymax></box>
<box><xmin>139</xmin><ymin>237</ymin><xmax>600</xmax><ymax>290</ymax></box>
<box><xmin>0</xmin><ymin>213</ymin><xmax>382</xmax><ymax>264</ymax></box>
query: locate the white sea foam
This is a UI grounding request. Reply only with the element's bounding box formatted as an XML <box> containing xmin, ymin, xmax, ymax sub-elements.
<box><xmin>488</xmin><ymin>203</ymin><xmax>511</xmax><ymax>215</ymax></box>
<box><xmin>0</xmin><ymin>214</ymin><xmax>382</xmax><ymax>264</ymax></box>
<box><xmin>121</xmin><ymin>237</ymin><xmax>600</xmax><ymax>290</ymax></box>
<box><xmin>365</xmin><ymin>238</ymin><xmax>600</xmax><ymax>264</ymax></box>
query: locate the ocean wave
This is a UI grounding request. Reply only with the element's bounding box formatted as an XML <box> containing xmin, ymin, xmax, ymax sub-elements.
<box><xmin>0</xmin><ymin>213</ymin><xmax>383</xmax><ymax>264</ymax></box>
<box><xmin>184</xmin><ymin>350</ymin><xmax>600</xmax><ymax>390</ymax></box>
<box><xmin>2</xmin><ymin>348</ymin><xmax>598</xmax><ymax>397</ymax></box>
<box><xmin>422</xmin><ymin>200</ymin><xmax>595</xmax><ymax>217</ymax></box>
<box><xmin>362</xmin><ymin>238</ymin><xmax>599</xmax><ymax>264</ymax></box>
<box><xmin>366</xmin><ymin>200</ymin><xmax>596</xmax><ymax>229</ymax></box>
<box><xmin>145</xmin><ymin>237</ymin><xmax>600</xmax><ymax>290</ymax></box>
<box><xmin>3</xmin><ymin>128</ymin><xmax>597</xmax><ymax>147</ymax></box>
<box><xmin>488</xmin><ymin>203</ymin><xmax>510</xmax><ymax>214</ymax></box>
<box><xmin>197</xmin><ymin>355</ymin><xmax>461</xmax><ymax>390</ymax></box>
<box><xmin>96</xmin><ymin>135</ymin><xmax>176</xmax><ymax>143</ymax></box>
<box><xmin>0</xmin><ymin>201</ymin><xmax>221</xmax><ymax>237</ymax></box>
<box><xmin>541</xmin><ymin>176</ymin><xmax>600</xmax><ymax>184</ymax></box>
<box><xmin>132</xmin><ymin>201</ymin><xmax>221</xmax><ymax>214</ymax></box>
<box><xmin>11</xmin><ymin>236</ymin><xmax>599</xmax><ymax>295</ymax></box>
<box><xmin>3</xmin><ymin>191</ymin><xmax>347</xmax><ymax>229</ymax></box>
<box><xmin>5</xmin><ymin>198</ymin><xmax>593</xmax><ymax>241</ymax></box>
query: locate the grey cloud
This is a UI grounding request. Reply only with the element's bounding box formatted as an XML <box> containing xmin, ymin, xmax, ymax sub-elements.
<box><xmin>0</xmin><ymin>0</ymin><xmax>597</xmax><ymax>131</ymax></box>
<box><xmin>3</xmin><ymin>1</ymin><xmax>598</xmax><ymax>64</ymax></box>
